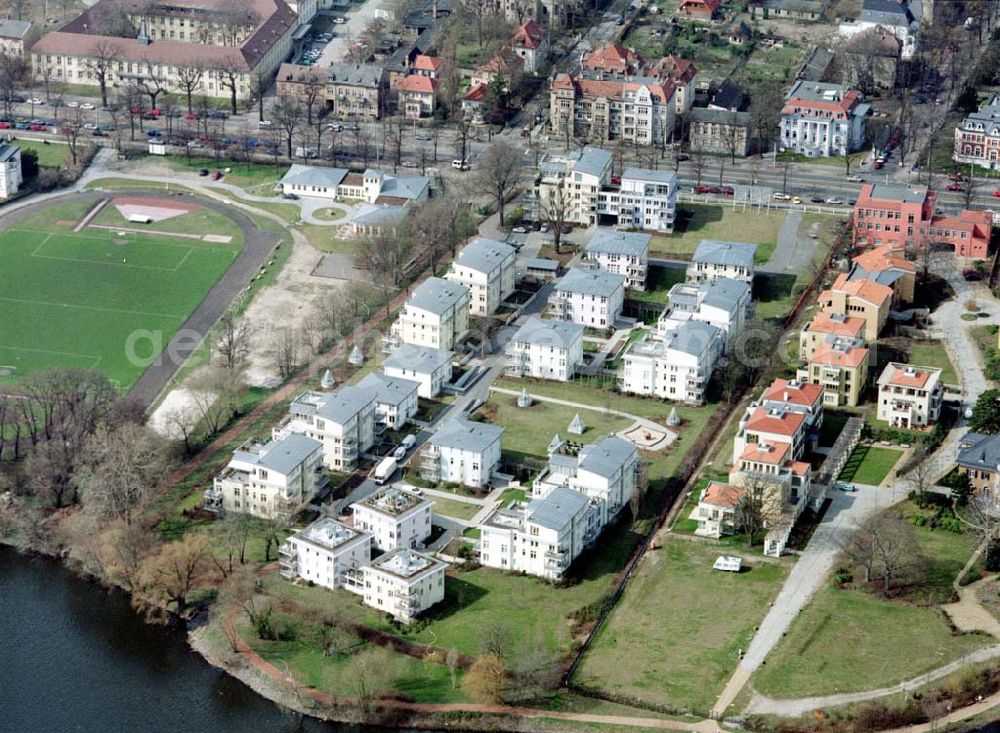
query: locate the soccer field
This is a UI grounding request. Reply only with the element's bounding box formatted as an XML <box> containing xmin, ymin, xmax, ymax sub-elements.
<box><xmin>0</xmin><ymin>207</ymin><xmax>241</xmax><ymax>389</ymax></box>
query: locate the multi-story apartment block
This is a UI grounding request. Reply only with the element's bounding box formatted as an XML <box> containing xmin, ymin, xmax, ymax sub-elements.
<box><xmin>445</xmin><ymin>238</ymin><xmax>516</xmax><ymax>316</ymax></box>
<box><xmin>583</xmin><ymin>229</ymin><xmax>650</xmax><ymax>290</ymax></box>
<box><xmin>797</xmin><ymin>336</ymin><xmax>870</xmax><ymax>407</ymax></box>
<box><xmin>389</xmin><ymin>277</ymin><xmax>470</xmax><ymax>350</ymax></box>
<box><xmin>689</xmin><ymin>107</ymin><xmax>752</xmax><ymax>156</ymax></box>
<box><xmin>847</xmin><ymin>245</ymin><xmax>916</xmax><ymax>307</ymax></box>
<box><xmin>421</xmin><ymin>417</ymin><xmax>504</xmax><ymax>488</ymax></box>
<box><xmin>534</xmin><ymin>436</ymin><xmax>640</xmax><ymax>528</ymax></box>
<box><xmin>535</xmin><ymin>146</ymin><xmax>613</xmax><ymax>227</ymax></box>
<box><xmin>479</xmin><ymin>485</ymin><xmax>592</xmax><ymax>580</ymax></box>
<box><xmin>955</xmin><ymin>94</ymin><xmax>1000</xmax><ymax>170</ymax></box>
<box><xmin>325</xmin><ymin>62</ymin><xmax>387</xmax><ymax>119</ymax></box>
<box><xmin>956</xmin><ymin>433</ymin><xmax>1000</xmax><ymax>501</ymax></box>
<box><xmin>276</xmin><ymin>387</ymin><xmax>376</xmax><ymax>471</ymax></box>
<box><xmin>382</xmin><ymin>345</ymin><xmax>453</xmax><ymax>398</ymax></box>
<box><xmin>508</xmin><ymin>20</ymin><xmax>548</xmax><ymax>73</ymax></box>
<box><xmin>758</xmin><ymin>378</ymin><xmax>825</xmax><ymax>436</ymax></box>
<box><xmin>358</xmin><ymin>549</ymin><xmax>446</xmax><ymax>623</ymax></box>
<box><xmin>779</xmin><ymin>81</ymin><xmax>868</xmax><ymax>157</ymax></box>
<box><xmin>732</xmin><ymin>405</ymin><xmax>808</xmax><ymax>465</ymax></box>
<box><xmin>619</xmin><ymin>320</ymin><xmax>724</xmax><ymax>404</ymax></box>
<box><xmin>504</xmin><ymin>316</ymin><xmax>585</xmax><ymax>381</ymax></box>
<box><xmin>799</xmin><ymin>311</ymin><xmax>866</xmax><ymax>360</ymax></box>
<box><xmin>551</xmin><ymin>268</ymin><xmax>626</xmax><ymax>328</ymax></box>
<box><xmin>31</xmin><ymin>0</ymin><xmax>297</xmax><ymax>101</ymax></box>
<box><xmin>356</xmin><ymin>372</ymin><xmax>419</xmax><ymax>431</ymax></box>
<box><xmin>852</xmin><ymin>183</ymin><xmax>991</xmax><ymax>258</ymax></box>
<box><xmin>0</xmin><ymin>144</ymin><xmax>22</xmax><ymax>198</ymax></box>
<box><xmin>595</xmin><ymin>168</ymin><xmax>678</xmax><ymax>232</ymax></box>
<box><xmin>817</xmin><ymin>273</ymin><xmax>892</xmax><ymax>340</ymax></box>
<box><xmin>657</xmin><ymin>277</ymin><xmax>751</xmax><ymax>351</ymax></box>
<box><xmin>0</xmin><ymin>20</ymin><xmax>32</xmax><ymax>59</ymax></box>
<box><xmin>876</xmin><ymin>363</ymin><xmax>944</xmax><ymax>428</ymax></box>
<box><xmin>397</xmin><ymin>73</ymin><xmax>437</xmax><ymax>118</ymax></box>
<box><xmin>278</xmin><ymin>517</ymin><xmax>372</xmax><ymax>586</ymax></box>
<box><xmin>581</xmin><ymin>44</ymin><xmax>642</xmax><ymax>75</ymax></box>
<box><xmin>648</xmin><ymin>55</ymin><xmax>697</xmax><ymax>114</ymax></box>
<box><xmin>206</xmin><ymin>433</ymin><xmax>325</xmax><ymax>520</ymax></box>
<box><xmin>687</xmin><ymin>240</ymin><xmax>756</xmax><ymax>284</ymax></box>
<box><xmin>351</xmin><ymin>487</ymin><xmax>433</xmax><ymax>551</ymax></box>
<box><xmin>549</xmin><ymin>72</ymin><xmax>676</xmax><ymax>147</ymax></box>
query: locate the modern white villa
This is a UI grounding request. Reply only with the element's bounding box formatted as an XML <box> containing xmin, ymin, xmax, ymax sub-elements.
<box><xmin>389</xmin><ymin>277</ymin><xmax>471</xmax><ymax>350</ymax></box>
<box><xmin>551</xmin><ymin>268</ymin><xmax>626</xmax><ymax>328</ymax></box>
<box><xmin>421</xmin><ymin>417</ymin><xmax>504</xmax><ymax>488</ymax></box>
<box><xmin>382</xmin><ymin>345</ymin><xmax>454</xmax><ymax>399</ymax></box>
<box><xmin>504</xmin><ymin>316</ymin><xmax>585</xmax><ymax>381</ymax></box>
<box><xmin>446</xmin><ymin>238</ymin><xmax>517</xmax><ymax>316</ymax></box>
<box><xmin>351</xmin><ymin>486</ymin><xmax>433</xmax><ymax>552</ymax></box>
<box><xmin>275</xmin><ymin>387</ymin><xmax>377</xmax><ymax>471</ymax></box>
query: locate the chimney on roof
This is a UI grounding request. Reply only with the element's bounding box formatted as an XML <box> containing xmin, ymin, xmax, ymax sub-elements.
<box><xmin>137</xmin><ymin>17</ymin><xmax>150</xmax><ymax>46</ymax></box>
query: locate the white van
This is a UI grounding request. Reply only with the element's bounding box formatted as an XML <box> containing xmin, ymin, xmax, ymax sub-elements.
<box><xmin>451</xmin><ymin>159</ymin><xmax>469</xmax><ymax>171</ymax></box>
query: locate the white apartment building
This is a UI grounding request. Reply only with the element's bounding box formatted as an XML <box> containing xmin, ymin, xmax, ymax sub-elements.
<box><xmin>504</xmin><ymin>316</ymin><xmax>585</xmax><ymax>382</ymax></box>
<box><xmin>552</xmin><ymin>268</ymin><xmax>626</xmax><ymax>328</ymax></box>
<box><xmin>732</xmin><ymin>405</ymin><xmax>808</xmax><ymax>466</ymax></box>
<box><xmin>356</xmin><ymin>372</ymin><xmax>419</xmax><ymax>431</ymax></box>
<box><xmin>619</xmin><ymin>320</ymin><xmax>724</xmax><ymax>404</ymax></box>
<box><xmin>445</xmin><ymin>238</ymin><xmax>516</xmax><ymax>316</ymax></box>
<box><xmin>687</xmin><ymin>240</ymin><xmax>757</xmax><ymax>284</ymax></box>
<box><xmin>479</xmin><ymin>485</ymin><xmax>592</xmax><ymax>580</ymax></box>
<box><xmin>757</xmin><ymin>378</ymin><xmax>825</xmax><ymax>437</ymax></box>
<box><xmin>351</xmin><ymin>486</ymin><xmax>433</xmax><ymax>551</ymax></box>
<box><xmin>206</xmin><ymin>433</ymin><xmax>324</xmax><ymax>520</ymax></box>
<box><xmin>876</xmin><ymin>363</ymin><xmax>944</xmax><ymax>429</ymax></box>
<box><xmin>389</xmin><ymin>277</ymin><xmax>470</xmax><ymax>350</ymax></box>
<box><xmin>278</xmin><ymin>517</ymin><xmax>372</xmax><ymax>587</ymax></box>
<box><xmin>584</xmin><ymin>229</ymin><xmax>651</xmax><ymax>290</ymax></box>
<box><xmin>421</xmin><ymin>417</ymin><xmax>504</xmax><ymax>488</ymax></box>
<box><xmin>596</xmin><ymin>168</ymin><xmax>678</xmax><ymax>233</ymax></box>
<box><xmin>779</xmin><ymin>81</ymin><xmax>869</xmax><ymax>158</ymax></box>
<box><xmin>382</xmin><ymin>345</ymin><xmax>453</xmax><ymax>398</ymax></box>
<box><xmin>535</xmin><ymin>146</ymin><xmax>613</xmax><ymax>227</ymax></box>
<box><xmin>357</xmin><ymin>549</ymin><xmax>446</xmax><ymax>623</ymax></box>
<box><xmin>657</xmin><ymin>277</ymin><xmax>751</xmax><ymax>351</ymax></box>
<box><xmin>535</xmin><ymin>436</ymin><xmax>640</xmax><ymax>528</ymax></box>
<box><xmin>0</xmin><ymin>144</ymin><xmax>22</xmax><ymax>198</ymax></box>
<box><xmin>275</xmin><ymin>387</ymin><xmax>376</xmax><ymax>471</ymax></box>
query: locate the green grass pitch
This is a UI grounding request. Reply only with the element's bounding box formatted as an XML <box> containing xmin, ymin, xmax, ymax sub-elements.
<box><xmin>0</xmin><ymin>209</ymin><xmax>241</xmax><ymax>389</ymax></box>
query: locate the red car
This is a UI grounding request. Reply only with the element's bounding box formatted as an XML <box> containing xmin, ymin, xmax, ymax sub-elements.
<box><xmin>946</xmin><ymin>183</ymin><xmax>963</xmax><ymax>192</ymax></box>
<box><xmin>184</xmin><ymin>112</ymin><xmax>199</xmax><ymax>120</ymax></box>
<box><xmin>0</xmin><ymin>122</ymin><xmax>10</xmax><ymax>129</ymax></box>
<box><xmin>719</xmin><ymin>185</ymin><xmax>735</xmax><ymax>196</ymax></box>
<box><xmin>211</xmin><ymin>170</ymin><xmax>222</xmax><ymax>180</ymax></box>
<box><xmin>874</xmin><ymin>160</ymin><xmax>884</xmax><ymax>170</ymax></box>
<box><xmin>694</xmin><ymin>185</ymin><xmax>711</xmax><ymax>194</ymax></box>
<box><xmin>992</xmin><ymin>190</ymin><xmax>1000</xmax><ymax>198</ymax></box>
<box><xmin>28</xmin><ymin>123</ymin><xmax>45</xmax><ymax>131</ymax></box>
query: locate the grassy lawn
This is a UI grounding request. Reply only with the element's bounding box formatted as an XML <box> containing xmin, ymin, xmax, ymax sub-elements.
<box><xmin>0</xmin><ymin>201</ymin><xmax>240</xmax><ymax>388</ymax></box>
<box><xmin>753</xmin><ymin>273</ymin><xmax>797</xmax><ymax>321</ymax></box>
<box><xmin>429</xmin><ymin>495</ymin><xmax>481</xmax><ymax>521</ymax></box>
<box><xmin>906</xmin><ymin>340</ymin><xmax>959</xmax><ymax>385</ymax></box>
<box><xmin>479</xmin><ymin>396</ymin><xmax>633</xmax><ymax>458</ymax></box>
<box><xmin>161</xmin><ymin>155</ymin><xmax>287</xmax><ymax>192</ymax></box>
<box><xmin>492</xmin><ymin>378</ymin><xmax>718</xmax><ymax>482</ymax></box>
<box><xmin>649</xmin><ymin>205</ymin><xmax>784</xmax><ymax>260</ymax></box>
<box><xmin>627</xmin><ymin>264</ymin><xmax>686</xmax><ymax>305</ymax></box>
<box><xmin>818</xmin><ymin>412</ymin><xmax>849</xmax><ymax>448</ymax></box>
<box><xmin>12</xmin><ymin>137</ymin><xmax>72</xmax><ymax>168</ymax></box>
<box><xmin>89</xmin><ymin>198</ymin><xmax>244</xmax><ymax>245</ymax></box>
<box><xmin>752</xmin><ymin>585</ymin><xmax>989</xmax><ymax>698</ymax></box>
<box><xmin>574</xmin><ymin>538</ymin><xmax>787</xmax><ymax>715</ymax></box>
<box><xmin>971</xmin><ymin>325</ymin><xmax>1000</xmax><ymax>382</ymax></box>
<box><xmin>837</xmin><ymin>445</ymin><xmax>902</xmax><ymax>485</ymax></box>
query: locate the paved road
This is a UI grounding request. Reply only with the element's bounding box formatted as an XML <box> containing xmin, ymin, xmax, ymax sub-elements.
<box><xmin>711</xmin><ymin>482</ymin><xmax>901</xmax><ymax>717</ymax></box>
<box><xmin>762</xmin><ymin>209</ymin><xmax>817</xmax><ymax>275</ymax></box>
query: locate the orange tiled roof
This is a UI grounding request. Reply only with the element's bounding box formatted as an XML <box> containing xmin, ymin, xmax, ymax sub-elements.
<box><xmin>762</xmin><ymin>379</ymin><xmax>824</xmax><ymax>408</ymax></box>
<box><xmin>464</xmin><ymin>82</ymin><xmax>488</xmax><ymax>102</ymax></box>
<box><xmin>852</xmin><ymin>245</ymin><xmax>916</xmax><ymax>275</ymax></box>
<box><xmin>745</xmin><ymin>407</ymin><xmax>805</xmax><ymax>437</ymax></box>
<box><xmin>397</xmin><ymin>75</ymin><xmax>436</xmax><ymax>93</ymax></box>
<box><xmin>740</xmin><ymin>441</ymin><xmax>791</xmax><ymax>465</ymax></box>
<box><xmin>811</xmin><ymin>342</ymin><xmax>869</xmax><ymax>369</ymax></box>
<box><xmin>648</xmin><ymin>54</ymin><xmax>696</xmax><ymax>83</ymax></box>
<box><xmin>413</xmin><ymin>54</ymin><xmax>443</xmax><ymax>72</ymax></box>
<box><xmin>480</xmin><ymin>46</ymin><xmax>524</xmax><ymax>74</ymax></box>
<box><xmin>782</xmin><ymin>89</ymin><xmax>862</xmax><ymax>117</ymax></box>
<box><xmin>510</xmin><ymin>19</ymin><xmax>545</xmax><ymax>50</ymax></box>
<box><xmin>829</xmin><ymin>273</ymin><xmax>893</xmax><ymax>307</ymax></box>
<box><xmin>789</xmin><ymin>461</ymin><xmax>811</xmax><ymax>477</ymax></box>
<box><xmin>880</xmin><ymin>362</ymin><xmax>937</xmax><ymax>389</ymax></box>
<box><xmin>702</xmin><ymin>481</ymin><xmax>743</xmax><ymax>508</ymax></box>
<box><xmin>807</xmin><ymin>312</ymin><xmax>866</xmax><ymax>339</ymax></box>
<box><xmin>582</xmin><ymin>44</ymin><xmax>640</xmax><ymax>74</ymax></box>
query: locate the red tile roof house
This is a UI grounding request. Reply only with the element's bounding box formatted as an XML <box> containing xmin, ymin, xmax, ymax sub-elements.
<box><xmin>581</xmin><ymin>44</ymin><xmax>643</xmax><ymax>76</ymax></box>
<box><xmin>470</xmin><ymin>47</ymin><xmax>524</xmax><ymax>90</ymax></box>
<box><xmin>410</xmin><ymin>53</ymin><xmax>443</xmax><ymax>78</ymax></box>
<box><xmin>678</xmin><ymin>0</ymin><xmax>722</xmax><ymax>21</ymax></box>
<box><xmin>397</xmin><ymin>74</ymin><xmax>437</xmax><ymax>119</ymax></box>
<box><xmin>461</xmin><ymin>82</ymin><xmax>487</xmax><ymax>121</ymax></box>
<box><xmin>30</xmin><ymin>0</ymin><xmax>297</xmax><ymax>104</ymax></box>
<box><xmin>693</xmin><ymin>481</ymin><xmax>743</xmax><ymax>537</ymax></box>
<box><xmin>508</xmin><ymin>19</ymin><xmax>548</xmax><ymax>74</ymax></box>
<box><xmin>852</xmin><ymin>183</ymin><xmax>992</xmax><ymax>258</ymax></box>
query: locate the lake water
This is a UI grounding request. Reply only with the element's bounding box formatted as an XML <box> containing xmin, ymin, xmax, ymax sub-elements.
<box><xmin>0</xmin><ymin>545</ymin><xmax>349</xmax><ymax>733</ymax></box>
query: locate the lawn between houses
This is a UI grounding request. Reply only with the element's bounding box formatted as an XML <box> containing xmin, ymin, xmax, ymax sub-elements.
<box><xmin>648</xmin><ymin>204</ymin><xmax>784</xmax><ymax>261</ymax></box>
<box><xmin>573</xmin><ymin>538</ymin><xmax>788</xmax><ymax>715</ymax></box>
<box><xmin>752</xmin><ymin>500</ymin><xmax>987</xmax><ymax>699</ymax></box>
<box><xmin>837</xmin><ymin>445</ymin><xmax>903</xmax><ymax>486</ymax></box>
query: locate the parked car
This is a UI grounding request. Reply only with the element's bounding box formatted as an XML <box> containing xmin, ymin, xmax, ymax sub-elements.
<box><xmin>963</xmin><ymin>269</ymin><xmax>985</xmax><ymax>281</ymax></box>
<box><xmin>27</xmin><ymin>123</ymin><xmax>45</xmax><ymax>131</ymax></box>
<box><xmin>560</xmin><ymin>224</ymin><xmax>572</xmax><ymax>234</ymax></box>
<box><xmin>540</xmin><ymin>222</ymin><xmax>550</xmax><ymax>233</ymax></box>
<box><xmin>810</xmin><ymin>196</ymin><xmax>823</xmax><ymax>204</ymax></box>
<box><xmin>694</xmin><ymin>184</ymin><xmax>711</xmax><ymax>194</ymax></box>
<box><xmin>826</xmin><ymin>197</ymin><xmax>843</xmax><ymax>205</ymax></box>
<box><xmin>992</xmin><ymin>190</ymin><xmax>1000</xmax><ymax>198</ymax></box>
<box><xmin>873</xmin><ymin>160</ymin><xmax>884</xmax><ymax>170</ymax></box>
<box><xmin>198</xmin><ymin>168</ymin><xmax>210</xmax><ymax>176</ymax></box>
<box><xmin>401</xmin><ymin>161</ymin><xmax>418</xmax><ymax>168</ymax></box>
<box><xmin>80</xmin><ymin>102</ymin><xmax>95</xmax><ymax>110</ymax></box>
<box><xmin>187</xmin><ymin>140</ymin><xmax>203</xmax><ymax>148</ymax></box>
<box><xmin>184</xmin><ymin>112</ymin><xmax>199</xmax><ymax>120</ymax></box>
<box><xmin>676</xmin><ymin>153</ymin><xmax>689</xmax><ymax>162</ymax></box>
<box><xmin>511</xmin><ymin>225</ymin><xmax>528</xmax><ymax>233</ymax></box>
<box><xmin>719</xmin><ymin>185</ymin><xmax>734</xmax><ymax>196</ymax></box>
<box><xmin>146</xmin><ymin>129</ymin><xmax>161</xmax><ymax>137</ymax></box>
<box><xmin>333</xmin><ymin>15</ymin><xmax>347</xmax><ymax>23</ymax></box>
<box><xmin>772</xmin><ymin>192</ymin><xmax>791</xmax><ymax>201</ymax></box>
<box><xmin>946</xmin><ymin>183</ymin><xmax>963</xmax><ymax>192</ymax></box>
<box><xmin>393</xmin><ymin>446</ymin><xmax>407</xmax><ymax>461</ymax></box>
<box><xmin>0</xmin><ymin>122</ymin><xmax>10</xmax><ymax>129</ymax></box>
<box><xmin>28</xmin><ymin>97</ymin><xmax>43</xmax><ymax>105</ymax></box>
<box><xmin>281</xmin><ymin>192</ymin><xmax>299</xmax><ymax>200</ymax></box>
<box><xmin>834</xmin><ymin>481</ymin><xmax>856</xmax><ymax>493</ymax></box>
<box><xmin>846</xmin><ymin>175</ymin><xmax>864</xmax><ymax>182</ymax></box>
<box><xmin>792</xmin><ymin>196</ymin><xmax>802</xmax><ymax>205</ymax></box>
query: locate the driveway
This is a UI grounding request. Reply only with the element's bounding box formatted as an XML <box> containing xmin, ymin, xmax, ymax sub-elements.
<box><xmin>316</xmin><ymin>4</ymin><xmax>383</xmax><ymax>67</ymax></box>
<box><xmin>759</xmin><ymin>209</ymin><xmax>823</xmax><ymax>276</ymax></box>
<box><xmin>711</xmin><ymin>482</ymin><xmax>901</xmax><ymax>716</ymax></box>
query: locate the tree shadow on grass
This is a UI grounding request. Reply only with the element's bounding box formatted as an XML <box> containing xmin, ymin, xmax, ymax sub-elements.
<box><xmin>419</xmin><ymin>576</ymin><xmax>489</xmax><ymax>623</ymax></box>
<box><xmin>675</xmin><ymin>205</ymin><xmax>723</xmax><ymax>235</ymax></box>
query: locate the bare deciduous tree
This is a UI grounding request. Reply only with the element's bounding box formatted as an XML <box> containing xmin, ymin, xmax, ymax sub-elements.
<box><xmin>216</xmin><ymin>309</ymin><xmax>254</xmax><ymax>369</ymax></box>
<box><xmin>540</xmin><ymin>182</ymin><xmax>572</xmax><ymax>253</ymax></box>
<box><xmin>176</xmin><ymin>63</ymin><xmax>206</xmax><ymax>114</ymax></box>
<box><xmin>272</xmin><ymin>95</ymin><xmax>304</xmax><ymax>159</ymax></box>
<box><xmin>475</xmin><ymin>140</ymin><xmax>523</xmax><ymax>228</ymax></box>
<box><xmin>137</xmin><ymin>533</ymin><xmax>212</xmax><ymax>619</ymax></box>
<box><xmin>85</xmin><ymin>40</ymin><xmax>123</xmax><ymax>108</ymax></box>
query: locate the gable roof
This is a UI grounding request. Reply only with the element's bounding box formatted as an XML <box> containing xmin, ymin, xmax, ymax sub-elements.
<box><xmin>397</xmin><ymin>74</ymin><xmax>437</xmax><ymax>93</ymax></box>
<box><xmin>328</xmin><ymin>62</ymin><xmax>384</xmax><ymax>87</ymax></box>
<box><xmin>509</xmin><ymin>19</ymin><xmax>545</xmax><ymax>50</ymax></box>
<box><xmin>701</xmin><ymin>481</ymin><xmax>743</xmax><ymax>508</ymax></box>
<box><xmin>761</xmin><ymin>378</ymin><xmax>824</xmax><ymax>408</ymax></box>
<box><xmin>745</xmin><ymin>406</ymin><xmax>805</xmax><ymax>436</ymax></box>
<box><xmin>828</xmin><ymin>273</ymin><xmax>893</xmax><ymax>307</ymax></box>
<box><xmin>463</xmin><ymin>82</ymin><xmax>488</xmax><ymax>102</ymax></box>
<box><xmin>582</xmin><ymin>44</ymin><xmax>641</xmax><ymax>74</ymax></box>
<box><xmin>957</xmin><ymin>433</ymin><xmax>1000</xmax><ymax>472</ymax></box>
<box><xmin>280</xmin><ymin>164</ymin><xmax>349</xmax><ymax>188</ymax></box>
<box><xmin>740</xmin><ymin>440</ymin><xmax>791</xmax><ymax>465</ymax></box>
<box><xmin>412</xmin><ymin>54</ymin><xmax>443</xmax><ymax>71</ymax></box>
<box><xmin>250</xmin><ymin>433</ymin><xmax>322</xmax><ymax>475</ymax></box>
